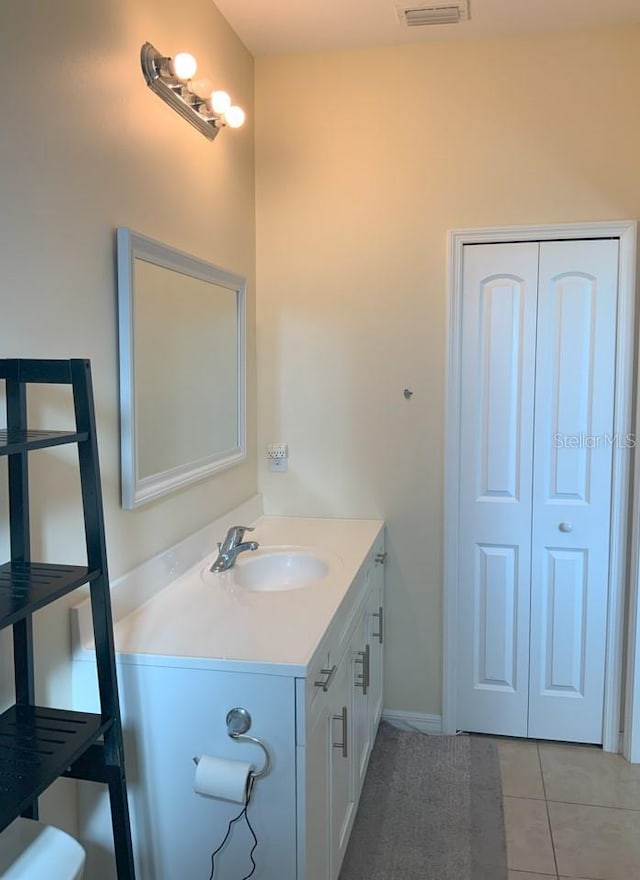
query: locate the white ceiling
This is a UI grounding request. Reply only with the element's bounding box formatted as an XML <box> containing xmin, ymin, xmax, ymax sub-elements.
<box><xmin>213</xmin><ymin>0</ymin><xmax>640</xmax><ymax>57</ymax></box>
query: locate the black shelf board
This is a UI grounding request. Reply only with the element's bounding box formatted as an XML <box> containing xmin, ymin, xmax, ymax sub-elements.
<box><xmin>0</xmin><ymin>704</ymin><xmax>112</xmax><ymax>832</ymax></box>
<box><xmin>0</xmin><ymin>562</ymin><xmax>100</xmax><ymax>630</ymax></box>
<box><xmin>0</xmin><ymin>429</ymin><xmax>88</xmax><ymax>455</ymax></box>
<box><xmin>0</xmin><ymin>359</ymin><xmax>76</xmax><ymax>385</ymax></box>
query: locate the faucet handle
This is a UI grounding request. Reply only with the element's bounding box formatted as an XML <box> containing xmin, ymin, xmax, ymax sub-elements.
<box><xmin>231</xmin><ymin>525</ymin><xmax>254</xmax><ymax>539</ymax></box>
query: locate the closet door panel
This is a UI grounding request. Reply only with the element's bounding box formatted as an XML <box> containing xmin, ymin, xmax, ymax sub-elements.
<box><xmin>529</xmin><ymin>239</ymin><xmax>619</xmax><ymax>742</ymax></box>
<box><xmin>540</xmin><ymin>547</ymin><xmax>587</xmax><ymax>694</ymax></box>
<box><xmin>457</xmin><ymin>243</ymin><xmax>539</xmax><ymax>736</ymax></box>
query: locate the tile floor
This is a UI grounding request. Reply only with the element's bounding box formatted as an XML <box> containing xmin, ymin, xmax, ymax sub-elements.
<box><xmin>489</xmin><ymin>736</ymin><xmax>640</xmax><ymax>880</ymax></box>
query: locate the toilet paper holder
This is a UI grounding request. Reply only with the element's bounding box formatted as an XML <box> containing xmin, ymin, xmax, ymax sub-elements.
<box><xmin>226</xmin><ymin>708</ymin><xmax>271</xmax><ymax>780</ymax></box>
<box><xmin>193</xmin><ymin>707</ymin><xmax>271</xmax><ymax>780</ymax></box>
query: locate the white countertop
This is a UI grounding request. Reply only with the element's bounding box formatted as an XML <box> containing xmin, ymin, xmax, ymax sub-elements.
<box><xmin>74</xmin><ymin>514</ymin><xmax>383</xmax><ymax>677</ymax></box>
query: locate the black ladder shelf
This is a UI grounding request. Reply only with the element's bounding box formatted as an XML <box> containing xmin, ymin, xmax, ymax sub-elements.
<box><xmin>0</xmin><ymin>358</ymin><xmax>135</xmax><ymax>878</ymax></box>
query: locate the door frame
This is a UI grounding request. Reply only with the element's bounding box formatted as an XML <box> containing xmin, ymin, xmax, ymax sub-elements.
<box><xmin>443</xmin><ymin>220</ymin><xmax>638</xmax><ymax>753</ymax></box>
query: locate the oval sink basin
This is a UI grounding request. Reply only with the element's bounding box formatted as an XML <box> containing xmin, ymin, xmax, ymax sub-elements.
<box><xmin>232</xmin><ymin>547</ymin><xmax>329</xmax><ymax>591</ymax></box>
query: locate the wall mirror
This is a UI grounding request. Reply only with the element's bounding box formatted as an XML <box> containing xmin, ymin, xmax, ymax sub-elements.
<box><xmin>117</xmin><ymin>228</ymin><xmax>246</xmax><ymax>509</ymax></box>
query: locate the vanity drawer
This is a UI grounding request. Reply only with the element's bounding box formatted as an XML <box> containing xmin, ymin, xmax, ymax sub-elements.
<box><xmin>371</xmin><ymin>532</ymin><xmax>385</xmax><ymax>566</ymax></box>
<box><xmin>296</xmin><ymin>643</ymin><xmax>331</xmax><ymax>745</ymax></box>
<box><xmin>297</xmin><ymin>525</ymin><xmax>385</xmax><ymax>746</ymax></box>
<box><xmin>328</xmin><ymin>528</ymin><xmax>384</xmax><ymax>660</ymax></box>
<box><xmin>308</xmin><ymin>645</ymin><xmax>333</xmax><ymax>708</ymax></box>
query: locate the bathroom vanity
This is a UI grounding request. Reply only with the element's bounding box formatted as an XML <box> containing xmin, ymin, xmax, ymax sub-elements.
<box><xmin>72</xmin><ymin>508</ymin><xmax>385</xmax><ymax>880</ymax></box>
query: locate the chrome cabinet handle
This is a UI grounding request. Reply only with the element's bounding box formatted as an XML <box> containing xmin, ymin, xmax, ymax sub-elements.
<box><xmin>332</xmin><ymin>706</ymin><xmax>348</xmax><ymax>758</ymax></box>
<box><xmin>365</xmin><ymin>643</ymin><xmax>370</xmax><ymax>690</ymax></box>
<box><xmin>558</xmin><ymin>522</ymin><xmax>573</xmax><ymax>533</ymax></box>
<box><xmin>372</xmin><ymin>606</ymin><xmax>384</xmax><ymax>644</ymax></box>
<box><xmin>355</xmin><ymin>644</ymin><xmax>370</xmax><ymax>694</ymax></box>
<box><xmin>314</xmin><ymin>665</ymin><xmax>337</xmax><ymax>692</ymax></box>
<box><xmin>375</xmin><ymin>552</ymin><xmax>387</xmax><ymax>565</ymax></box>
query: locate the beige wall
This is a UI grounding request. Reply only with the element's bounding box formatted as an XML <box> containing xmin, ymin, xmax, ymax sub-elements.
<box><xmin>255</xmin><ymin>26</ymin><xmax>640</xmax><ymax>718</ymax></box>
<box><xmin>0</xmin><ymin>0</ymin><xmax>255</xmax><ymax>831</ymax></box>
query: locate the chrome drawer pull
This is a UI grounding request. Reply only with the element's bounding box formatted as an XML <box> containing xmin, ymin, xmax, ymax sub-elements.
<box><xmin>355</xmin><ymin>645</ymin><xmax>370</xmax><ymax>694</ymax></box>
<box><xmin>372</xmin><ymin>606</ymin><xmax>384</xmax><ymax>644</ymax></box>
<box><xmin>365</xmin><ymin>643</ymin><xmax>370</xmax><ymax>690</ymax></box>
<box><xmin>314</xmin><ymin>665</ymin><xmax>337</xmax><ymax>692</ymax></box>
<box><xmin>332</xmin><ymin>706</ymin><xmax>348</xmax><ymax>758</ymax></box>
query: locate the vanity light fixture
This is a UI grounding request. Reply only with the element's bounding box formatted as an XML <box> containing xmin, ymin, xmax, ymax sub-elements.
<box><xmin>140</xmin><ymin>42</ymin><xmax>246</xmax><ymax>141</ymax></box>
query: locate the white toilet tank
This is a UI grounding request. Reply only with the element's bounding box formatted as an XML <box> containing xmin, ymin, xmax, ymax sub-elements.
<box><xmin>0</xmin><ymin>818</ymin><xmax>85</xmax><ymax>879</ymax></box>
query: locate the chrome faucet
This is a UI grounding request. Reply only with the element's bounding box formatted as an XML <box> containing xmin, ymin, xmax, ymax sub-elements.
<box><xmin>210</xmin><ymin>526</ymin><xmax>259</xmax><ymax>573</ymax></box>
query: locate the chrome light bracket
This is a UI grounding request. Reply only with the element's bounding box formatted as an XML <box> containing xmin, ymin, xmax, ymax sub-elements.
<box><xmin>140</xmin><ymin>42</ymin><xmax>221</xmax><ymax>141</ymax></box>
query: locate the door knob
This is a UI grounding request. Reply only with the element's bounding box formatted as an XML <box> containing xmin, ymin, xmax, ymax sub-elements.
<box><xmin>558</xmin><ymin>522</ymin><xmax>573</xmax><ymax>533</ymax></box>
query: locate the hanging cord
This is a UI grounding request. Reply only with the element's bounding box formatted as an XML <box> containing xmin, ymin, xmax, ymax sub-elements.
<box><xmin>207</xmin><ymin>774</ymin><xmax>258</xmax><ymax>880</ymax></box>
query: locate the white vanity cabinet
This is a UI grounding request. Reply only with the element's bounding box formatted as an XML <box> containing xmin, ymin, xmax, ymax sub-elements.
<box><xmin>297</xmin><ymin>531</ymin><xmax>385</xmax><ymax>880</ymax></box>
<box><xmin>368</xmin><ymin>547</ymin><xmax>385</xmax><ymax>743</ymax></box>
<box><xmin>72</xmin><ymin>514</ymin><xmax>384</xmax><ymax>880</ymax></box>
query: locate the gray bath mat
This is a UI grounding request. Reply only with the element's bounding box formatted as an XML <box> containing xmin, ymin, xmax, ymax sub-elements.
<box><xmin>339</xmin><ymin>722</ymin><xmax>508</xmax><ymax>880</ymax></box>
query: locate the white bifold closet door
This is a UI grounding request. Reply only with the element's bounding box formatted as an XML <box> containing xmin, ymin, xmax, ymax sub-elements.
<box><xmin>457</xmin><ymin>238</ymin><xmax>619</xmax><ymax>743</ymax></box>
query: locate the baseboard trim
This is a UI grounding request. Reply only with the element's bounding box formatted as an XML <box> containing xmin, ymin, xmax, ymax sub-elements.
<box><xmin>381</xmin><ymin>709</ymin><xmax>443</xmax><ymax>734</ymax></box>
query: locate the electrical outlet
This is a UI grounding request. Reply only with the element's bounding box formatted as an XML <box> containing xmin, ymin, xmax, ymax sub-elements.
<box><xmin>267</xmin><ymin>443</ymin><xmax>288</xmax><ymax>472</ymax></box>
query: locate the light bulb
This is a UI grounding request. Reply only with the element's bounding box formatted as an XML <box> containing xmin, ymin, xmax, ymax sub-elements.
<box><xmin>224</xmin><ymin>105</ymin><xmax>245</xmax><ymax>129</ymax></box>
<box><xmin>172</xmin><ymin>52</ymin><xmax>197</xmax><ymax>81</ymax></box>
<box><xmin>191</xmin><ymin>76</ymin><xmax>213</xmax><ymax>99</ymax></box>
<box><xmin>210</xmin><ymin>90</ymin><xmax>231</xmax><ymax>115</ymax></box>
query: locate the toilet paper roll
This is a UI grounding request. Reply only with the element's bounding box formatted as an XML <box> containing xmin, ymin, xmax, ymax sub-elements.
<box><xmin>194</xmin><ymin>755</ymin><xmax>254</xmax><ymax>804</ymax></box>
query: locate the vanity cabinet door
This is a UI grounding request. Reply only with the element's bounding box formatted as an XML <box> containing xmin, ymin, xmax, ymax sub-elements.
<box><xmin>368</xmin><ymin>543</ymin><xmax>385</xmax><ymax>741</ymax></box>
<box><xmin>329</xmin><ymin>652</ymin><xmax>356</xmax><ymax>880</ymax></box>
<box><xmin>350</xmin><ymin>608</ymin><xmax>371</xmax><ymax>799</ymax></box>
<box><xmin>304</xmin><ymin>698</ymin><xmax>332</xmax><ymax>880</ymax></box>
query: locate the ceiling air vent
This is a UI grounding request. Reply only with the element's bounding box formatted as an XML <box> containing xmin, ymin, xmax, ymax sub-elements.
<box><xmin>397</xmin><ymin>1</ymin><xmax>470</xmax><ymax>27</ymax></box>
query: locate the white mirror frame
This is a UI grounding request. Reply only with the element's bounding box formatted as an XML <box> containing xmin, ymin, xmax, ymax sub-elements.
<box><xmin>117</xmin><ymin>227</ymin><xmax>246</xmax><ymax>509</ymax></box>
